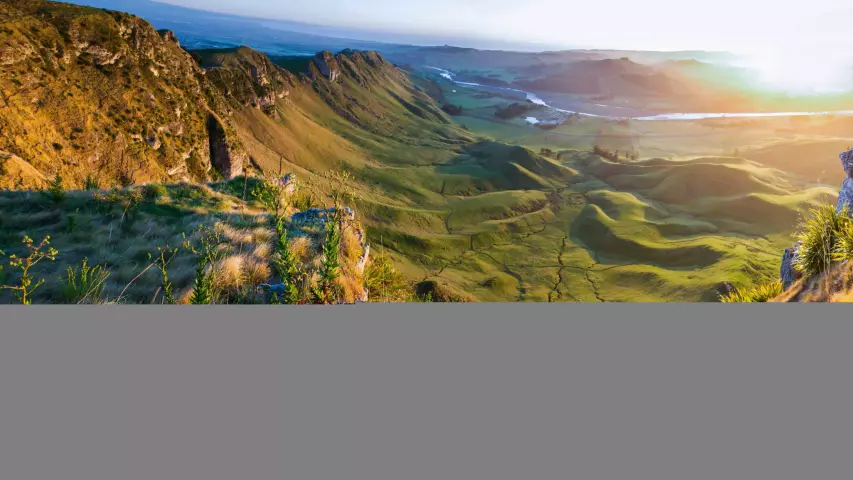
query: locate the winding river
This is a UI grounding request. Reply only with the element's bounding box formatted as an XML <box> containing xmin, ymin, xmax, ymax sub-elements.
<box><xmin>424</xmin><ymin>66</ymin><xmax>853</xmax><ymax>122</ymax></box>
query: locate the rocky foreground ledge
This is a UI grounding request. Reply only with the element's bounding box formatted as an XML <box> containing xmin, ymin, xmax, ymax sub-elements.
<box><xmin>780</xmin><ymin>148</ymin><xmax>853</xmax><ymax>289</ymax></box>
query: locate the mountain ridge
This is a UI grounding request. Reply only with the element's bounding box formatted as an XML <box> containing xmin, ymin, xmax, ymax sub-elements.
<box><xmin>0</xmin><ymin>0</ymin><xmax>465</xmax><ymax>190</ymax></box>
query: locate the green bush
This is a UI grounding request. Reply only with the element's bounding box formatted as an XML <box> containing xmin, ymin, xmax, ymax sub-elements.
<box><xmin>61</xmin><ymin>258</ymin><xmax>110</xmax><ymax>304</ymax></box>
<box><xmin>84</xmin><ymin>174</ymin><xmax>101</xmax><ymax>190</ymax></box>
<box><xmin>271</xmin><ymin>218</ymin><xmax>300</xmax><ymax>304</ymax></box>
<box><xmin>0</xmin><ymin>236</ymin><xmax>58</xmax><ymax>304</ymax></box>
<box><xmin>142</xmin><ymin>183</ymin><xmax>168</xmax><ymax>200</ymax></box>
<box><xmin>183</xmin><ymin>225</ymin><xmax>229</xmax><ymax>304</ymax></box>
<box><xmin>365</xmin><ymin>250</ymin><xmax>410</xmax><ymax>302</ymax></box>
<box><xmin>720</xmin><ymin>281</ymin><xmax>784</xmax><ymax>303</ymax></box>
<box><xmin>42</xmin><ymin>173</ymin><xmax>67</xmax><ymax>204</ymax></box>
<box><xmin>311</xmin><ymin>215</ymin><xmax>342</xmax><ymax>304</ymax></box>
<box><xmin>152</xmin><ymin>245</ymin><xmax>178</xmax><ymax>304</ymax></box>
<box><xmin>293</xmin><ymin>191</ymin><xmax>319</xmax><ymax>212</ymax></box>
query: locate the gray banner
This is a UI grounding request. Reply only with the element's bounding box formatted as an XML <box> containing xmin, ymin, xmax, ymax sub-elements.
<box><xmin>1</xmin><ymin>305</ymin><xmax>851</xmax><ymax>480</ymax></box>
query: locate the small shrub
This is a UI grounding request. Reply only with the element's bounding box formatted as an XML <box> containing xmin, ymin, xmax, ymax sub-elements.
<box><xmin>83</xmin><ymin>175</ymin><xmax>101</xmax><ymax>190</ymax></box>
<box><xmin>142</xmin><ymin>183</ymin><xmax>167</xmax><ymax>200</ymax></box>
<box><xmin>152</xmin><ymin>245</ymin><xmax>178</xmax><ymax>304</ymax></box>
<box><xmin>311</xmin><ymin>214</ymin><xmax>342</xmax><ymax>304</ymax></box>
<box><xmin>66</xmin><ymin>210</ymin><xmax>78</xmax><ymax>233</ymax></box>
<box><xmin>720</xmin><ymin>281</ymin><xmax>784</xmax><ymax>303</ymax></box>
<box><xmin>61</xmin><ymin>258</ymin><xmax>110</xmax><ymax>304</ymax></box>
<box><xmin>0</xmin><ymin>236</ymin><xmax>59</xmax><ymax>304</ymax></box>
<box><xmin>183</xmin><ymin>225</ymin><xmax>230</xmax><ymax>304</ymax></box>
<box><xmin>250</xmin><ymin>172</ymin><xmax>295</xmax><ymax>218</ymax></box>
<box><xmin>42</xmin><ymin>173</ymin><xmax>67</xmax><ymax>204</ymax></box>
<box><xmin>365</xmin><ymin>250</ymin><xmax>410</xmax><ymax>302</ymax></box>
<box><xmin>292</xmin><ymin>191</ymin><xmax>319</xmax><ymax>212</ymax></box>
<box><xmin>271</xmin><ymin>217</ymin><xmax>301</xmax><ymax>304</ymax></box>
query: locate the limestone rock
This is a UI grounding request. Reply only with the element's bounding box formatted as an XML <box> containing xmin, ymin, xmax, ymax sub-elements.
<box><xmin>841</xmin><ymin>147</ymin><xmax>853</xmax><ymax>178</ymax></box>
<box><xmin>838</xmin><ymin>177</ymin><xmax>853</xmax><ymax>214</ymax></box>
<box><xmin>781</xmin><ymin>242</ymin><xmax>803</xmax><ymax>289</ymax></box>
<box><xmin>277</xmin><ymin>173</ymin><xmax>297</xmax><ymax>196</ymax></box>
<box><xmin>837</xmin><ymin>148</ymin><xmax>853</xmax><ymax>213</ymax></box>
<box><xmin>290</xmin><ymin>207</ymin><xmax>355</xmax><ymax>226</ymax></box>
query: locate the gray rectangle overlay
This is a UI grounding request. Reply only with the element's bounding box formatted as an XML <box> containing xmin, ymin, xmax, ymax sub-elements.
<box><xmin>1</xmin><ymin>305</ymin><xmax>851</xmax><ymax>480</ymax></box>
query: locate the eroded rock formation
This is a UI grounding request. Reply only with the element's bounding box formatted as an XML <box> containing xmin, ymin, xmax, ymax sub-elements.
<box><xmin>310</xmin><ymin>51</ymin><xmax>341</xmax><ymax>82</ymax></box>
<box><xmin>206</xmin><ymin>114</ymin><xmax>245</xmax><ymax>179</ymax></box>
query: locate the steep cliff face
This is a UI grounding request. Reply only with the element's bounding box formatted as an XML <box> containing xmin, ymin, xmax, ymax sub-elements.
<box><xmin>0</xmin><ymin>0</ymin><xmax>246</xmax><ymax>187</ymax></box>
<box><xmin>309</xmin><ymin>51</ymin><xmax>340</xmax><ymax>82</ymax></box>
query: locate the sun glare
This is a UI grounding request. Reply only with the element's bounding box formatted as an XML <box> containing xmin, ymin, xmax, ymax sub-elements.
<box><xmin>749</xmin><ymin>52</ymin><xmax>851</xmax><ymax>94</ymax></box>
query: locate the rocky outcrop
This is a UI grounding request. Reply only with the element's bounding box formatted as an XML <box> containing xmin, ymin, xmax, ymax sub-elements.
<box><xmin>277</xmin><ymin>173</ymin><xmax>297</xmax><ymax>196</ymax></box>
<box><xmin>780</xmin><ymin>242</ymin><xmax>802</xmax><ymax>289</ymax></box>
<box><xmin>779</xmin><ymin>147</ymin><xmax>853</xmax><ymax>288</ymax></box>
<box><xmin>836</xmin><ymin>148</ymin><xmax>853</xmax><ymax>213</ymax></box>
<box><xmin>290</xmin><ymin>207</ymin><xmax>356</xmax><ymax>226</ymax></box>
<box><xmin>261</xmin><ymin>205</ymin><xmax>369</xmax><ymax>304</ymax></box>
<box><xmin>157</xmin><ymin>29</ymin><xmax>180</xmax><ymax>47</ymax></box>
<box><xmin>310</xmin><ymin>51</ymin><xmax>341</xmax><ymax>82</ymax></box>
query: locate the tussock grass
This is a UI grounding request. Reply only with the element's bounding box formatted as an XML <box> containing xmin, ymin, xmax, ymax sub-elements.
<box><xmin>720</xmin><ymin>281</ymin><xmax>784</xmax><ymax>303</ymax></box>
<box><xmin>793</xmin><ymin>205</ymin><xmax>849</xmax><ymax>277</ymax></box>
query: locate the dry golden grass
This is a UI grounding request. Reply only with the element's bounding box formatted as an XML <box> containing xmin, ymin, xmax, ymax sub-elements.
<box><xmin>252</xmin><ymin>243</ymin><xmax>271</xmax><ymax>261</ymax></box>
<box><xmin>215</xmin><ymin>222</ymin><xmax>254</xmax><ymax>245</ymax></box>
<box><xmin>341</xmin><ymin>225</ymin><xmax>364</xmax><ymax>265</ymax></box>
<box><xmin>289</xmin><ymin>235</ymin><xmax>314</xmax><ymax>262</ymax></box>
<box><xmin>771</xmin><ymin>261</ymin><xmax>853</xmax><ymax>302</ymax></box>
<box><xmin>337</xmin><ymin>266</ymin><xmax>366</xmax><ymax>303</ymax></box>
<box><xmin>213</xmin><ymin>255</ymin><xmax>247</xmax><ymax>293</ymax></box>
<box><xmin>244</xmin><ymin>258</ymin><xmax>272</xmax><ymax>286</ymax></box>
<box><xmin>209</xmin><ymin>252</ymin><xmax>273</xmax><ymax>304</ymax></box>
<box><xmin>251</xmin><ymin>226</ymin><xmax>274</xmax><ymax>244</ymax></box>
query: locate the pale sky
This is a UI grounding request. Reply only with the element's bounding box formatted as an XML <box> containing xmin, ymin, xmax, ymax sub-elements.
<box><xmin>154</xmin><ymin>0</ymin><xmax>853</xmax><ymax>53</ymax></box>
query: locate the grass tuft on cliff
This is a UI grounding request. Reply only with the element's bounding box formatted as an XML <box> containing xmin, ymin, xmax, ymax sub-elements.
<box><xmin>794</xmin><ymin>204</ymin><xmax>851</xmax><ymax>277</ymax></box>
<box><xmin>720</xmin><ymin>281</ymin><xmax>784</xmax><ymax>303</ymax></box>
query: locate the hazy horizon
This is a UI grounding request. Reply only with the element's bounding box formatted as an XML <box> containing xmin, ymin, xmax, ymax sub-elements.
<box><xmin>148</xmin><ymin>0</ymin><xmax>851</xmax><ymax>53</ymax></box>
<box><xmin>67</xmin><ymin>0</ymin><xmax>853</xmax><ymax>93</ymax></box>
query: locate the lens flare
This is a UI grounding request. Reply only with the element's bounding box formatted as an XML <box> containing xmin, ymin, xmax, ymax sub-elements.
<box><xmin>747</xmin><ymin>51</ymin><xmax>852</xmax><ymax>94</ymax></box>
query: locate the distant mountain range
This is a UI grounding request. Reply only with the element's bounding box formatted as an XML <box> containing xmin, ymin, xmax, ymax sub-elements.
<box><xmin>64</xmin><ymin>0</ymin><xmax>572</xmax><ymax>53</ymax></box>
